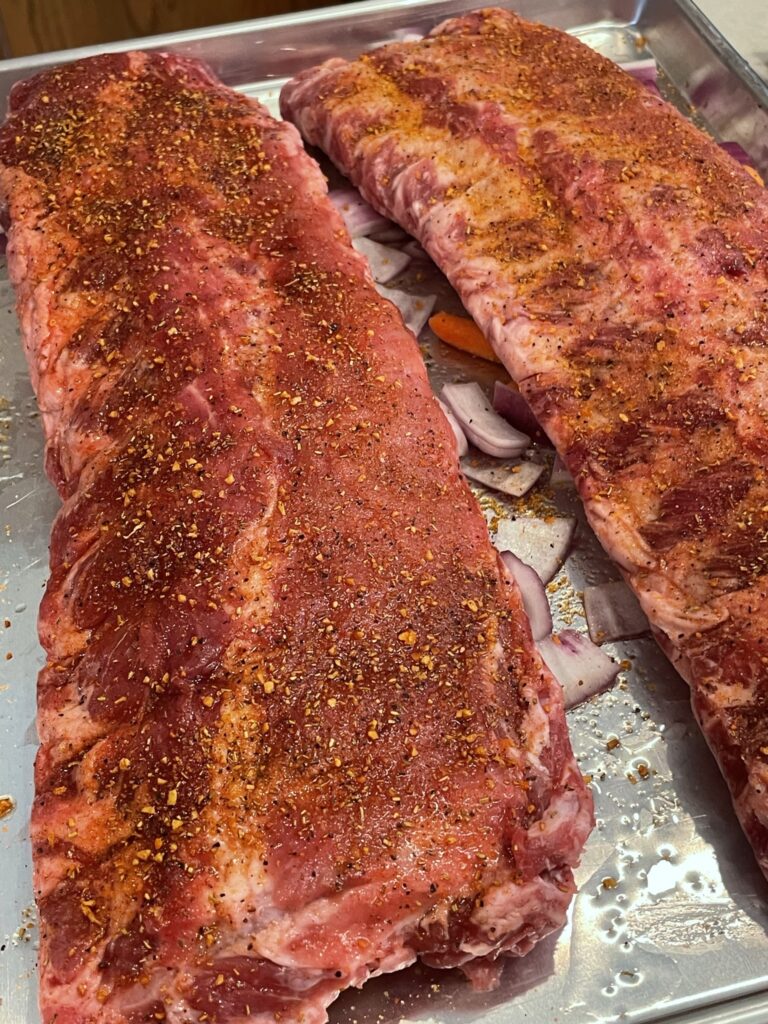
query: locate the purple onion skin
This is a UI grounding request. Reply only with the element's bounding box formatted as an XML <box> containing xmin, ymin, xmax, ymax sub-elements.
<box><xmin>493</xmin><ymin>381</ymin><xmax>552</xmax><ymax>446</ymax></box>
<box><xmin>720</xmin><ymin>141</ymin><xmax>753</xmax><ymax>165</ymax></box>
<box><xmin>500</xmin><ymin>550</ymin><xmax>552</xmax><ymax>641</ymax></box>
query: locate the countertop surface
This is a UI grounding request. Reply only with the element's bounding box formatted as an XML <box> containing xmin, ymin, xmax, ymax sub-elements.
<box><xmin>695</xmin><ymin>0</ymin><xmax>768</xmax><ymax>80</ymax></box>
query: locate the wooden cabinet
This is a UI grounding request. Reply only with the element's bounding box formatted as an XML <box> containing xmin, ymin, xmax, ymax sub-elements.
<box><xmin>0</xmin><ymin>0</ymin><xmax>335</xmax><ymax>56</ymax></box>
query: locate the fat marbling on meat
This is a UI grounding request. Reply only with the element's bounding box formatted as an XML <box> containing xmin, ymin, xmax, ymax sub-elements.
<box><xmin>281</xmin><ymin>6</ymin><xmax>768</xmax><ymax>878</ymax></box>
<box><xmin>0</xmin><ymin>50</ymin><xmax>592</xmax><ymax>1024</ymax></box>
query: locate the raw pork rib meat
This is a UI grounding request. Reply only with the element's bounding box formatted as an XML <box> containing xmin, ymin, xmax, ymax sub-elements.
<box><xmin>0</xmin><ymin>52</ymin><xmax>592</xmax><ymax>1023</ymax></box>
<box><xmin>282</xmin><ymin>7</ymin><xmax>768</xmax><ymax>877</ymax></box>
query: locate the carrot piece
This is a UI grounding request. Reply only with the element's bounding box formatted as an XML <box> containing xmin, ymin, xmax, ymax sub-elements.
<box><xmin>428</xmin><ymin>311</ymin><xmax>501</xmax><ymax>363</ymax></box>
<box><xmin>746</xmin><ymin>164</ymin><xmax>765</xmax><ymax>187</ymax></box>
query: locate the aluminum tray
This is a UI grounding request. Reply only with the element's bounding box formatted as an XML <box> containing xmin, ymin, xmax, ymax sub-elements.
<box><xmin>1</xmin><ymin>2</ymin><xmax>767</xmax><ymax>1023</ymax></box>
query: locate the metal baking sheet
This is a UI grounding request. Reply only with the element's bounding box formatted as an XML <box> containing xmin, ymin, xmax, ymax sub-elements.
<box><xmin>1</xmin><ymin>2</ymin><xmax>767</xmax><ymax>1023</ymax></box>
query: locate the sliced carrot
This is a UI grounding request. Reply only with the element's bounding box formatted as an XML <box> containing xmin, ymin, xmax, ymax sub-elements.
<box><xmin>746</xmin><ymin>164</ymin><xmax>765</xmax><ymax>187</ymax></box>
<box><xmin>428</xmin><ymin>311</ymin><xmax>501</xmax><ymax>363</ymax></box>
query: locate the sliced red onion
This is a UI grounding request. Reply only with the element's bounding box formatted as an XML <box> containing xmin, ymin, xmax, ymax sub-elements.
<box><xmin>352</xmin><ymin>237</ymin><xmax>411</xmax><ymax>284</ymax></box>
<box><xmin>619</xmin><ymin>57</ymin><xmax>658</xmax><ymax>85</ymax></box>
<box><xmin>392</xmin><ymin>29</ymin><xmax>424</xmax><ymax>42</ymax></box>
<box><xmin>493</xmin><ymin>381</ymin><xmax>550</xmax><ymax>445</ymax></box>
<box><xmin>376</xmin><ymin>285</ymin><xmax>436</xmax><ymax>338</ymax></box>
<box><xmin>584</xmin><ymin>580</ymin><xmax>649</xmax><ymax>644</ymax></box>
<box><xmin>437</xmin><ymin>398</ymin><xmax>468</xmax><ymax>457</ymax></box>
<box><xmin>368</xmin><ymin>225</ymin><xmax>410</xmax><ymax>245</ymax></box>
<box><xmin>500</xmin><ymin>550</ymin><xmax>552</xmax><ymax>641</ymax></box>
<box><xmin>718</xmin><ymin>140</ymin><xmax>763</xmax><ymax>178</ymax></box>
<box><xmin>718</xmin><ymin>142</ymin><xmax>764</xmax><ymax>184</ymax></box>
<box><xmin>442</xmin><ymin>382</ymin><xmax>529</xmax><ymax>459</ymax></box>
<box><xmin>402</xmin><ymin>239</ymin><xmax>430</xmax><ymax>262</ymax></box>
<box><xmin>720</xmin><ymin>141</ymin><xmax>752</xmax><ymax>165</ymax></box>
<box><xmin>461</xmin><ymin>455</ymin><xmax>543</xmax><ymax>498</ymax></box>
<box><xmin>329</xmin><ymin>188</ymin><xmax>392</xmax><ymax>238</ymax></box>
<box><xmin>371</xmin><ymin>28</ymin><xmax>424</xmax><ymax>48</ymax></box>
<box><xmin>538</xmin><ymin>630</ymin><xmax>619</xmax><ymax>709</ymax></box>
<box><xmin>619</xmin><ymin>57</ymin><xmax>661</xmax><ymax>97</ymax></box>
<box><xmin>550</xmin><ymin>454</ymin><xmax>574</xmax><ymax>488</ymax></box>
<box><xmin>492</xmin><ymin>515</ymin><xmax>575</xmax><ymax>584</ymax></box>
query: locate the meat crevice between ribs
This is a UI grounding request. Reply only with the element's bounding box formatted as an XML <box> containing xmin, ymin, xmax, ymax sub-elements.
<box><xmin>0</xmin><ymin>50</ymin><xmax>592</xmax><ymax>1023</ymax></box>
<box><xmin>280</xmin><ymin>6</ymin><xmax>768</xmax><ymax>878</ymax></box>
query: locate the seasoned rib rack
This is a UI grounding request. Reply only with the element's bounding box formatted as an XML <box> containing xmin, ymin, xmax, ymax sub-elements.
<box><xmin>0</xmin><ymin>50</ymin><xmax>592</xmax><ymax>1023</ymax></box>
<box><xmin>282</xmin><ymin>6</ymin><xmax>768</xmax><ymax>879</ymax></box>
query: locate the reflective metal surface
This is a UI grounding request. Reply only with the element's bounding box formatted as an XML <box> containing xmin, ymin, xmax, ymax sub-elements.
<box><xmin>1</xmin><ymin>2</ymin><xmax>767</xmax><ymax>1022</ymax></box>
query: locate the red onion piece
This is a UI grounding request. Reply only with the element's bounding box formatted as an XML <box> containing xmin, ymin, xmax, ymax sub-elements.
<box><xmin>437</xmin><ymin>398</ymin><xmax>468</xmax><ymax>457</ymax></box>
<box><xmin>329</xmin><ymin>188</ymin><xmax>392</xmax><ymax>237</ymax></box>
<box><xmin>550</xmin><ymin>454</ymin><xmax>574</xmax><ymax>488</ymax></box>
<box><xmin>719</xmin><ymin>141</ymin><xmax>752</xmax><ymax>165</ymax></box>
<box><xmin>392</xmin><ymin>29</ymin><xmax>424</xmax><ymax>42</ymax></box>
<box><xmin>718</xmin><ymin>142</ymin><xmax>764</xmax><ymax>185</ymax></box>
<box><xmin>368</xmin><ymin>225</ymin><xmax>410</xmax><ymax>245</ymax></box>
<box><xmin>376</xmin><ymin>285</ymin><xmax>436</xmax><ymax>338</ymax></box>
<box><xmin>619</xmin><ymin>57</ymin><xmax>658</xmax><ymax>85</ymax></box>
<box><xmin>442</xmin><ymin>382</ymin><xmax>530</xmax><ymax>459</ymax></box>
<box><xmin>352</xmin><ymin>237</ymin><xmax>411</xmax><ymax>284</ymax></box>
<box><xmin>461</xmin><ymin>456</ymin><xmax>543</xmax><ymax>498</ymax></box>
<box><xmin>402</xmin><ymin>239</ymin><xmax>430</xmax><ymax>262</ymax></box>
<box><xmin>460</xmin><ymin>958</ymin><xmax>503</xmax><ymax>993</ymax></box>
<box><xmin>584</xmin><ymin>580</ymin><xmax>649</xmax><ymax>644</ymax></box>
<box><xmin>372</xmin><ymin>28</ymin><xmax>424</xmax><ymax>48</ymax></box>
<box><xmin>492</xmin><ymin>515</ymin><xmax>575</xmax><ymax>584</ymax></box>
<box><xmin>492</xmin><ymin>381</ymin><xmax>550</xmax><ymax>444</ymax></box>
<box><xmin>500</xmin><ymin>550</ymin><xmax>552</xmax><ymax>641</ymax></box>
<box><xmin>538</xmin><ymin>630</ymin><xmax>619</xmax><ymax>709</ymax></box>
<box><xmin>619</xmin><ymin>57</ymin><xmax>661</xmax><ymax>97</ymax></box>
<box><xmin>642</xmin><ymin>81</ymin><xmax>662</xmax><ymax>99</ymax></box>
